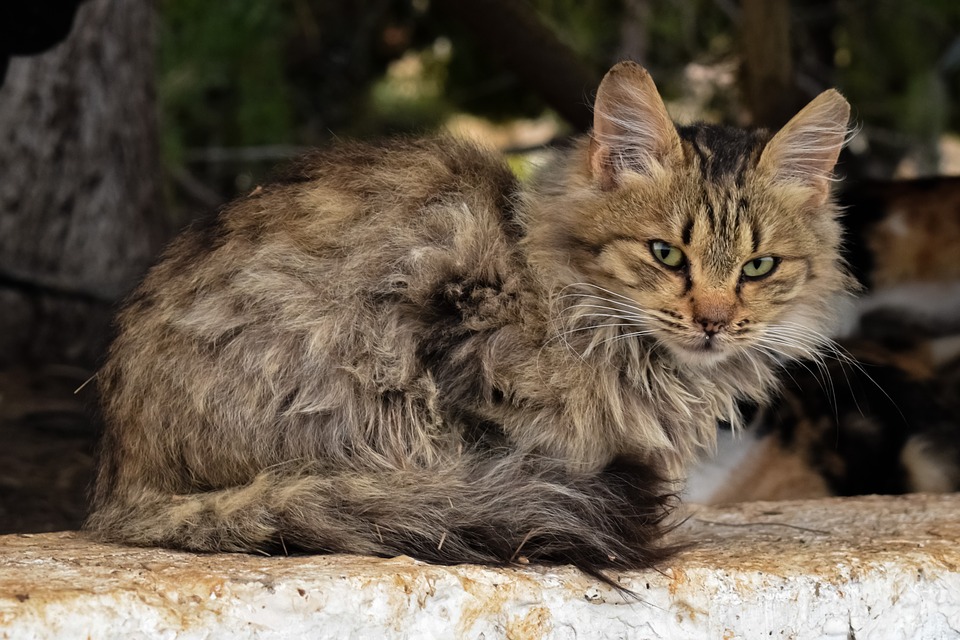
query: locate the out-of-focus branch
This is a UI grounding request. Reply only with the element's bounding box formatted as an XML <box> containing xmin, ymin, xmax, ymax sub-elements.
<box><xmin>431</xmin><ymin>0</ymin><xmax>601</xmax><ymax>132</ymax></box>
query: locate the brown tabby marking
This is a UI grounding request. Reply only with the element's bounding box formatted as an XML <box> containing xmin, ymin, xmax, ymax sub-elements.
<box><xmin>85</xmin><ymin>62</ymin><xmax>852</xmax><ymax>584</ymax></box>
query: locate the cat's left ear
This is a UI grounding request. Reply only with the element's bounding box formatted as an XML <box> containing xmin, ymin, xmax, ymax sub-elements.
<box><xmin>589</xmin><ymin>61</ymin><xmax>683</xmax><ymax>190</ymax></box>
<box><xmin>758</xmin><ymin>90</ymin><xmax>851</xmax><ymax>206</ymax></box>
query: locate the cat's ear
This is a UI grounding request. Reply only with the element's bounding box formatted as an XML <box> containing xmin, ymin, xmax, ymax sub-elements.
<box><xmin>758</xmin><ymin>90</ymin><xmax>851</xmax><ymax>206</ymax></box>
<box><xmin>589</xmin><ymin>61</ymin><xmax>683</xmax><ymax>190</ymax></box>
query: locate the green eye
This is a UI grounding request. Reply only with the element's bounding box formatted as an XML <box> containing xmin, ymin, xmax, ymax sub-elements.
<box><xmin>651</xmin><ymin>241</ymin><xmax>685</xmax><ymax>268</ymax></box>
<box><xmin>742</xmin><ymin>256</ymin><xmax>778</xmax><ymax>278</ymax></box>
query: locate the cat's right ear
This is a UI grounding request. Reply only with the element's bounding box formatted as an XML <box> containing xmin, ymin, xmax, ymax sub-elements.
<box><xmin>757</xmin><ymin>89</ymin><xmax>851</xmax><ymax>207</ymax></box>
<box><xmin>589</xmin><ymin>61</ymin><xmax>683</xmax><ymax>190</ymax></box>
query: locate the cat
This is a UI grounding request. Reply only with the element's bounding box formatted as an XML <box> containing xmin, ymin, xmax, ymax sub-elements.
<box><xmin>84</xmin><ymin>61</ymin><xmax>853</xmax><ymax>583</ymax></box>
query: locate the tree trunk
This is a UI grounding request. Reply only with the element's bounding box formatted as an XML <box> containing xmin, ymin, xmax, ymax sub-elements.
<box><xmin>740</xmin><ymin>0</ymin><xmax>801</xmax><ymax>129</ymax></box>
<box><xmin>0</xmin><ymin>0</ymin><xmax>165</xmax><ymax>367</ymax></box>
<box><xmin>617</xmin><ymin>0</ymin><xmax>651</xmax><ymax>66</ymax></box>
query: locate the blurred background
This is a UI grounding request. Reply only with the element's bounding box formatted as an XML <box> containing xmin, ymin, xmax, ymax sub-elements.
<box><xmin>1</xmin><ymin>0</ymin><xmax>959</xmax><ymax>532</ymax></box>
<box><xmin>158</xmin><ymin>0</ymin><xmax>960</xmax><ymax>218</ymax></box>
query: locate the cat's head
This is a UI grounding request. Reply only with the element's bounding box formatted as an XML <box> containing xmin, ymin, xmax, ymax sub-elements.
<box><xmin>534</xmin><ymin>61</ymin><xmax>854</xmax><ymax>368</ymax></box>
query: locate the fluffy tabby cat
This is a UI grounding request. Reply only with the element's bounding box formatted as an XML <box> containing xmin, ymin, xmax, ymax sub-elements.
<box><xmin>85</xmin><ymin>62</ymin><xmax>853</xmax><ymax>581</ymax></box>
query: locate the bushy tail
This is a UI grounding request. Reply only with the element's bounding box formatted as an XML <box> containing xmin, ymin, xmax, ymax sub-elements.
<box><xmin>85</xmin><ymin>455</ymin><xmax>679</xmax><ymax>586</ymax></box>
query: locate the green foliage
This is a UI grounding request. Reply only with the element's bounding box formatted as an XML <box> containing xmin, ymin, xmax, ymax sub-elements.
<box><xmin>836</xmin><ymin>0</ymin><xmax>960</xmax><ymax>171</ymax></box>
<box><xmin>156</xmin><ymin>0</ymin><xmax>960</xmax><ymax>214</ymax></box>
<box><xmin>359</xmin><ymin>41</ymin><xmax>453</xmax><ymax>136</ymax></box>
<box><xmin>534</xmin><ymin>0</ymin><xmax>624</xmax><ymax>67</ymax></box>
<box><xmin>159</xmin><ymin>0</ymin><xmax>293</xmax><ymax>163</ymax></box>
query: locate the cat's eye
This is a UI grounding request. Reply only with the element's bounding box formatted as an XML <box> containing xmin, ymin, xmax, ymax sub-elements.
<box><xmin>650</xmin><ymin>241</ymin><xmax>685</xmax><ymax>269</ymax></box>
<box><xmin>742</xmin><ymin>256</ymin><xmax>779</xmax><ymax>279</ymax></box>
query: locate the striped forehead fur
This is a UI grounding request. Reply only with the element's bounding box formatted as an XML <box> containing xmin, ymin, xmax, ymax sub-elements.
<box><xmin>676</xmin><ymin>124</ymin><xmax>768</xmax><ymax>184</ymax></box>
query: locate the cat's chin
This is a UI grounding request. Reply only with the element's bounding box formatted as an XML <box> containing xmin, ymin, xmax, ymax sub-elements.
<box><xmin>665</xmin><ymin>340</ymin><xmax>735</xmax><ymax>368</ymax></box>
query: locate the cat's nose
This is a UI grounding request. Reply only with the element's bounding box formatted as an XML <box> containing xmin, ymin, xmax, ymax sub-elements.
<box><xmin>697</xmin><ymin>317</ymin><xmax>726</xmax><ymax>337</ymax></box>
<box><xmin>692</xmin><ymin>294</ymin><xmax>735</xmax><ymax>338</ymax></box>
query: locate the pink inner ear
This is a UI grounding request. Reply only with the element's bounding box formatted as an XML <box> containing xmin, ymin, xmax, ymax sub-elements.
<box><xmin>588</xmin><ymin>137</ymin><xmax>618</xmax><ymax>191</ymax></box>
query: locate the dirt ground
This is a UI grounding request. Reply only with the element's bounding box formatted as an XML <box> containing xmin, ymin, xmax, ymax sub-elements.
<box><xmin>0</xmin><ymin>367</ymin><xmax>99</xmax><ymax>534</ymax></box>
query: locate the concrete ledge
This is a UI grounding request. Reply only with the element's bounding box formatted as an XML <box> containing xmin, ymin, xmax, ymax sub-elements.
<box><xmin>2</xmin><ymin>494</ymin><xmax>959</xmax><ymax>639</ymax></box>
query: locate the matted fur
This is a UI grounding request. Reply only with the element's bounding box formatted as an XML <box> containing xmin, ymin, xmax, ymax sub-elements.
<box><xmin>86</xmin><ymin>62</ymin><xmax>854</xmax><ymax>583</ymax></box>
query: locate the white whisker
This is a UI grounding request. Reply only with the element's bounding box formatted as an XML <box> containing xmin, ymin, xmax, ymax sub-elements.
<box><xmin>759</xmin><ymin>320</ymin><xmax>904</xmax><ymax>422</ymax></box>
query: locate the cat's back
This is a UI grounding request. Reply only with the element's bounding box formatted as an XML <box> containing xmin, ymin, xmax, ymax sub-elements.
<box><xmin>275</xmin><ymin>136</ymin><xmax>521</xmax><ymax>222</ymax></box>
<box><xmin>224</xmin><ymin>136</ymin><xmax>523</xmax><ymax>251</ymax></box>
<box><xmin>137</xmin><ymin>137</ymin><xmax>524</xmax><ymax>314</ymax></box>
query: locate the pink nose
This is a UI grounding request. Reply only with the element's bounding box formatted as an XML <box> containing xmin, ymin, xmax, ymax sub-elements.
<box><xmin>697</xmin><ymin>317</ymin><xmax>726</xmax><ymax>337</ymax></box>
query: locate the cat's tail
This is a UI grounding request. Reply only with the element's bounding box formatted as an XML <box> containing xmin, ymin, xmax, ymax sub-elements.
<box><xmin>85</xmin><ymin>455</ymin><xmax>679</xmax><ymax>587</ymax></box>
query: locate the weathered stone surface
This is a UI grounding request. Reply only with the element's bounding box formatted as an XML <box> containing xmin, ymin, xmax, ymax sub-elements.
<box><xmin>2</xmin><ymin>494</ymin><xmax>959</xmax><ymax>639</ymax></box>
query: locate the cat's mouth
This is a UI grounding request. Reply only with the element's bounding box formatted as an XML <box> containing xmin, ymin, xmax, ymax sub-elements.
<box><xmin>687</xmin><ymin>335</ymin><xmax>723</xmax><ymax>353</ymax></box>
<box><xmin>667</xmin><ymin>333</ymin><xmax>734</xmax><ymax>366</ymax></box>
